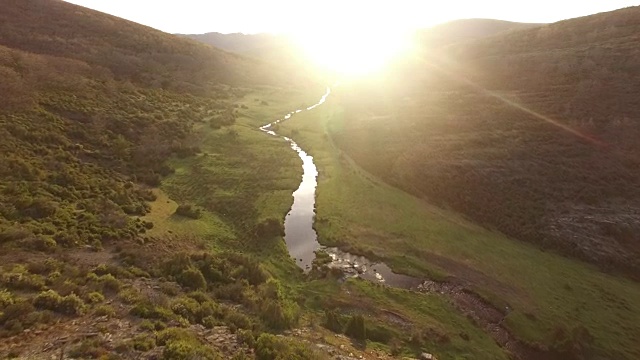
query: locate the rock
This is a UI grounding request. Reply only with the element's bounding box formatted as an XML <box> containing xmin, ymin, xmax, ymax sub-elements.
<box><xmin>420</xmin><ymin>353</ymin><xmax>437</xmax><ymax>360</ymax></box>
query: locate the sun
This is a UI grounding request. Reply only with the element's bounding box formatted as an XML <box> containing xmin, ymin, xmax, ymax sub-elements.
<box><xmin>291</xmin><ymin>22</ymin><xmax>413</xmax><ymax>76</ymax></box>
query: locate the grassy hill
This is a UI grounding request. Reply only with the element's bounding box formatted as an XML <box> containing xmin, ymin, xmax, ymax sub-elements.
<box><xmin>333</xmin><ymin>6</ymin><xmax>640</xmax><ymax>277</ymax></box>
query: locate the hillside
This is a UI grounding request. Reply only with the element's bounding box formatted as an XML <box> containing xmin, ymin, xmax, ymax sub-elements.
<box><xmin>418</xmin><ymin>19</ymin><xmax>543</xmax><ymax>47</ymax></box>
<box><xmin>0</xmin><ymin>0</ymin><xmax>328</xmax><ymax>358</ymax></box>
<box><xmin>181</xmin><ymin>32</ymin><xmax>292</xmax><ymax>56</ymax></box>
<box><xmin>333</xmin><ymin>6</ymin><xmax>640</xmax><ymax>277</ymax></box>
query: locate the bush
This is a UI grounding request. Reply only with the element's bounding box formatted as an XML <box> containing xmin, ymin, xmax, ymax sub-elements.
<box><xmin>170</xmin><ymin>297</ymin><xmax>200</xmax><ymax>323</ymax></box>
<box><xmin>101</xmin><ymin>274</ymin><xmax>123</xmax><ymax>292</ymax></box>
<box><xmin>236</xmin><ymin>329</ymin><xmax>255</xmax><ymax>348</ymax></box>
<box><xmin>163</xmin><ymin>340</ymin><xmax>221</xmax><ymax>360</ymax></box>
<box><xmin>345</xmin><ymin>315</ymin><xmax>366</xmax><ymax>342</ymax></box>
<box><xmin>68</xmin><ymin>338</ymin><xmax>107</xmax><ymax>359</ymax></box>
<box><xmin>95</xmin><ymin>304</ymin><xmax>116</xmax><ymax>317</ymax></box>
<box><xmin>34</xmin><ymin>290</ymin><xmax>86</xmax><ymax>315</ymax></box>
<box><xmin>254</xmin><ymin>218</ymin><xmax>284</xmax><ymax>238</ymax></box>
<box><xmin>130</xmin><ymin>302</ymin><xmax>173</xmax><ymax>321</ymax></box>
<box><xmin>324</xmin><ymin>310</ymin><xmax>343</xmax><ymax>333</ymax></box>
<box><xmin>177</xmin><ymin>268</ymin><xmax>207</xmax><ymax>291</ymax></box>
<box><xmin>175</xmin><ymin>204</ymin><xmax>202</xmax><ymax>219</ymax></box>
<box><xmin>0</xmin><ymin>290</ymin><xmax>15</xmax><ymax>309</ymax></box>
<box><xmin>33</xmin><ymin>290</ymin><xmax>64</xmax><ymax>311</ymax></box>
<box><xmin>86</xmin><ymin>291</ymin><xmax>105</xmax><ymax>304</ymax></box>
<box><xmin>225</xmin><ymin>310</ymin><xmax>252</xmax><ymax>331</ymax></box>
<box><xmin>60</xmin><ymin>294</ymin><xmax>87</xmax><ymax>315</ymax></box>
<box><xmin>255</xmin><ymin>334</ymin><xmax>288</xmax><ymax>360</ymax></box>
<box><xmin>118</xmin><ymin>287</ymin><xmax>143</xmax><ymax>304</ymax></box>
<box><xmin>132</xmin><ymin>334</ymin><xmax>156</xmax><ymax>351</ymax></box>
<box><xmin>0</xmin><ymin>301</ymin><xmax>35</xmax><ymax>327</ymax></box>
<box><xmin>1</xmin><ymin>269</ymin><xmax>46</xmax><ymax>291</ymax></box>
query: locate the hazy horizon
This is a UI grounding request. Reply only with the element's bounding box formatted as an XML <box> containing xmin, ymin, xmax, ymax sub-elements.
<box><xmin>64</xmin><ymin>0</ymin><xmax>638</xmax><ymax>35</ymax></box>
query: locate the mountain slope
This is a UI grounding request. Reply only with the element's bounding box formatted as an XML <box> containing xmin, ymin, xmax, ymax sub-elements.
<box><xmin>0</xmin><ymin>1</ymin><xmax>320</xmax><ymax>358</ymax></box>
<box><xmin>0</xmin><ymin>0</ymin><xmax>288</xmax><ymax>92</ymax></box>
<box><xmin>334</xmin><ymin>6</ymin><xmax>640</xmax><ymax>277</ymax></box>
<box><xmin>181</xmin><ymin>32</ymin><xmax>292</xmax><ymax>56</ymax></box>
<box><xmin>418</xmin><ymin>19</ymin><xmax>544</xmax><ymax>47</ymax></box>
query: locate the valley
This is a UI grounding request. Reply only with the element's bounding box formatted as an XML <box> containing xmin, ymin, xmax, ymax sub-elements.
<box><xmin>1</xmin><ymin>1</ymin><xmax>640</xmax><ymax>359</ymax></box>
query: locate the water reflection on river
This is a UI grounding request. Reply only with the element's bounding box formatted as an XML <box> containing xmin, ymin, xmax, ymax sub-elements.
<box><xmin>259</xmin><ymin>88</ymin><xmax>421</xmax><ymax>289</ymax></box>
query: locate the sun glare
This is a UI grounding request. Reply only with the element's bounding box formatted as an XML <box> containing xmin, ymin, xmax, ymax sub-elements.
<box><xmin>291</xmin><ymin>20</ymin><xmax>413</xmax><ymax>76</ymax></box>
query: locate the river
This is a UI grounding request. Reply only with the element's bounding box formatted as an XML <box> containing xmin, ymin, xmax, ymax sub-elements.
<box><xmin>259</xmin><ymin>88</ymin><xmax>421</xmax><ymax>289</ymax></box>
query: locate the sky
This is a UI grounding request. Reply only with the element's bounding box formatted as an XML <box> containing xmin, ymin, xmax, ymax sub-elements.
<box><xmin>64</xmin><ymin>0</ymin><xmax>639</xmax><ymax>34</ymax></box>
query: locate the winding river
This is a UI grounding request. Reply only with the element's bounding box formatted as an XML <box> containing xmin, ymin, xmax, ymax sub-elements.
<box><xmin>259</xmin><ymin>88</ymin><xmax>421</xmax><ymax>289</ymax></box>
<box><xmin>258</xmin><ymin>89</ymin><xmax>539</xmax><ymax>358</ymax></box>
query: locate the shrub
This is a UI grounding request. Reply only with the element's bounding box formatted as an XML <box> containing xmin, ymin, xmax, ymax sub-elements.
<box><xmin>129</xmin><ymin>302</ymin><xmax>173</xmax><ymax>321</ymax></box>
<box><xmin>118</xmin><ymin>287</ymin><xmax>143</xmax><ymax>304</ymax></box>
<box><xmin>225</xmin><ymin>310</ymin><xmax>252</xmax><ymax>331</ymax></box>
<box><xmin>254</xmin><ymin>218</ymin><xmax>284</xmax><ymax>238</ymax></box>
<box><xmin>156</xmin><ymin>328</ymin><xmax>194</xmax><ymax>346</ymax></box>
<box><xmin>366</xmin><ymin>323</ymin><xmax>395</xmax><ymax>344</ymax></box>
<box><xmin>59</xmin><ymin>294</ymin><xmax>87</xmax><ymax>315</ymax></box>
<box><xmin>236</xmin><ymin>329</ymin><xmax>255</xmax><ymax>348</ymax></box>
<box><xmin>170</xmin><ymin>297</ymin><xmax>200</xmax><ymax>323</ymax></box>
<box><xmin>33</xmin><ymin>290</ymin><xmax>64</xmax><ymax>311</ymax></box>
<box><xmin>1</xmin><ymin>270</ymin><xmax>46</xmax><ymax>291</ymax></box>
<box><xmin>255</xmin><ymin>334</ymin><xmax>288</xmax><ymax>360</ymax></box>
<box><xmin>324</xmin><ymin>310</ymin><xmax>343</xmax><ymax>333</ymax></box>
<box><xmin>0</xmin><ymin>301</ymin><xmax>35</xmax><ymax>327</ymax></box>
<box><xmin>68</xmin><ymin>338</ymin><xmax>107</xmax><ymax>359</ymax></box>
<box><xmin>139</xmin><ymin>319</ymin><xmax>155</xmax><ymax>331</ymax></box>
<box><xmin>163</xmin><ymin>340</ymin><xmax>221</xmax><ymax>360</ymax></box>
<box><xmin>132</xmin><ymin>334</ymin><xmax>156</xmax><ymax>351</ymax></box>
<box><xmin>35</xmin><ymin>291</ymin><xmax>86</xmax><ymax>315</ymax></box>
<box><xmin>175</xmin><ymin>204</ymin><xmax>202</xmax><ymax>219</ymax></box>
<box><xmin>86</xmin><ymin>291</ymin><xmax>105</xmax><ymax>304</ymax></box>
<box><xmin>345</xmin><ymin>315</ymin><xmax>366</xmax><ymax>342</ymax></box>
<box><xmin>0</xmin><ymin>290</ymin><xmax>15</xmax><ymax>309</ymax></box>
<box><xmin>177</xmin><ymin>268</ymin><xmax>207</xmax><ymax>291</ymax></box>
<box><xmin>95</xmin><ymin>304</ymin><xmax>116</xmax><ymax>317</ymax></box>
<box><xmin>100</xmin><ymin>274</ymin><xmax>122</xmax><ymax>292</ymax></box>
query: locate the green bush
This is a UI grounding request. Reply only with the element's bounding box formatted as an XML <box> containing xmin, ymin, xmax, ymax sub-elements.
<box><xmin>0</xmin><ymin>290</ymin><xmax>15</xmax><ymax>309</ymax></box>
<box><xmin>254</xmin><ymin>218</ymin><xmax>284</xmax><ymax>238</ymax></box>
<box><xmin>130</xmin><ymin>302</ymin><xmax>173</xmax><ymax>321</ymax></box>
<box><xmin>34</xmin><ymin>290</ymin><xmax>86</xmax><ymax>315</ymax></box>
<box><xmin>132</xmin><ymin>334</ymin><xmax>156</xmax><ymax>351</ymax></box>
<box><xmin>177</xmin><ymin>268</ymin><xmax>207</xmax><ymax>291</ymax></box>
<box><xmin>323</xmin><ymin>310</ymin><xmax>343</xmax><ymax>333</ymax></box>
<box><xmin>118</xmin><ymin>287</ymin><xmax>143</xmax><ymax>304</ymax></box>
<box><xmin>175</xmin><ymin>204</ymin><xmax>202</xmax><ymax>219</ymax></box>
<box><xmin>86</xmin><ymin>291</ymin><xmax>105</xmax><ymax>304</ymax></box>
<box><xmin>170</xmin><ymin>297</ymin><xmax>200</xmax><ymax>323</ymax></box>
<box><xmin>33</xmin><ymin>290</ymin><xmax>64</xmax><ymax>311</ymax></box>
<box><xmin>94</xmin><ymin>304</ymin><xmax>116</xmax><ymax>317</ymax></box>
<box><xmin>236</xmin><ymin>329</ymin><xmax>255</xmax><ymax>348</ymax></box>
<box><xmin>163</xmin><ymin>340</ymin><xmax>221</xmax><ymax>360</ymax></box>
<box><xmin>345</xmin><ymin>315</ymin><xmax>366</xmax><ymax>342</ymax></box>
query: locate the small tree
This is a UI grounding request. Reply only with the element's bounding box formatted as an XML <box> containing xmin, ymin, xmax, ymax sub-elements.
<box><xmin>345</xmin><ymin>314</ymin><xmax>366</xmax><ymax>342</ymax></box>
<box><xmin>324</xmin><ymin>309</ymin><xmax>343</xmax><ymax>333</ymax></box>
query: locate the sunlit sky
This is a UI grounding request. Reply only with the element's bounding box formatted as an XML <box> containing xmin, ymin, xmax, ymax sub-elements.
<box><xmin>65</xmin><ymin>0</ymin><xmax>638</xmax><ymax>34</ymax></box>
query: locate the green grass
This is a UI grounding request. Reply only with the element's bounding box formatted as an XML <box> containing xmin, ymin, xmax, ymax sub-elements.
<box><xmin>149</xmin><ymin>86</ymin><xmax>327</xmax><ymax>281</ymax></box>
<box><xmin>302</xmin><ymin>278</ymin><xmax>509</xmax><ymax>359</ymax></box>
<box><xmin>147</xmin><ymin>85</ymin><xmax>510</xmax><ymax>358</ymax></box>
<box><xmin>279</xmin><ymin>92</ymin><xmax>640</xmax><ymax>359</ymax></box>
